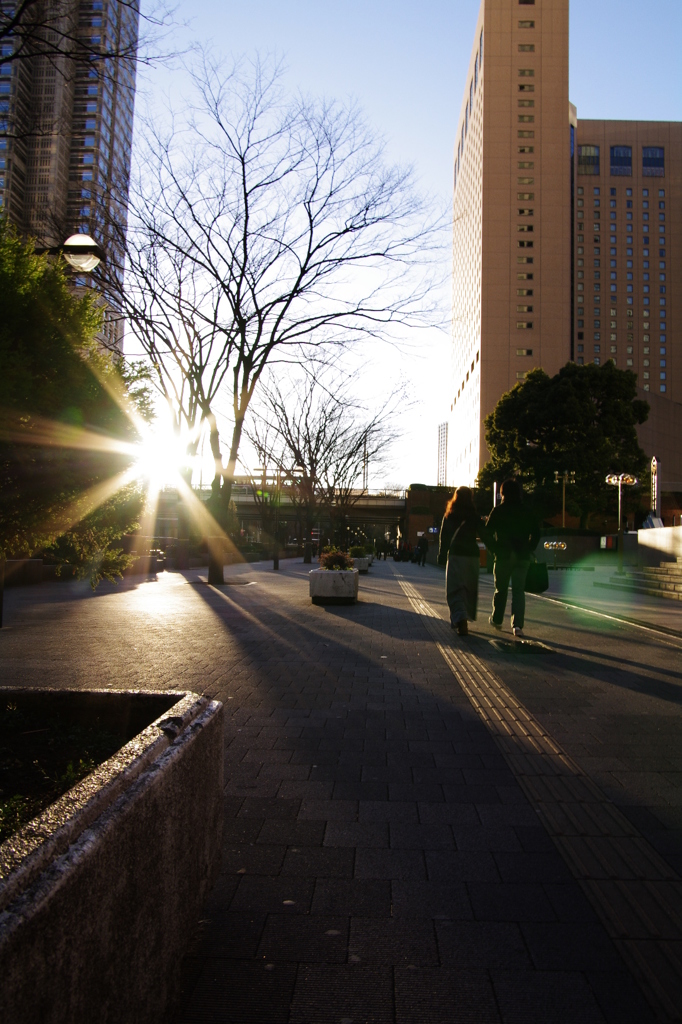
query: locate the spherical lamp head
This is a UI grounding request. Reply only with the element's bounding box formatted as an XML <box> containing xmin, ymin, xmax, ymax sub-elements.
<box><xmin>62</xmin><ymin>234</ymin><xmax>103</xmax><ymax>272</ymax></box>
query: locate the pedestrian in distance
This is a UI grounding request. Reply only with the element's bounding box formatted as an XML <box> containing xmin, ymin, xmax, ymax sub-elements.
<box><xmin>438</xmin><ymin>486</ymin><xmax>489</xmax><ymax>636</ymax></box>
<box><xmin>486</xmin><ymin>478</ymin><xmax>541</xmax><ymax>637</ymax></box>
<box><xmin>417</xmin><ymin>533</ymin><xmax>429</xmax><ymax>566</ymax></box>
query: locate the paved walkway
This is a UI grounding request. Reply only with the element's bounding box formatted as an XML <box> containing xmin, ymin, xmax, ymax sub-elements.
<box><xmin>2</xmin><ymin>560</ymin><xmax>681</xmax><ymax>1022</ymax></box>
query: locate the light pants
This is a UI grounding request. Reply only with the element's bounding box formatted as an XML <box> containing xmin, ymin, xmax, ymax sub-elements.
<box><xmin>492</xmin><ymin>554</ymin><xmax>530</xmax><ymax>629</ymax></box>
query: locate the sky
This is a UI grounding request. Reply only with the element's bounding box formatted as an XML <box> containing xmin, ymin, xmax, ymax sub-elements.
<box><xmin>136</xmin><ymin>0</ymin><xmax>682</xmax><ymax>489</ymax></box>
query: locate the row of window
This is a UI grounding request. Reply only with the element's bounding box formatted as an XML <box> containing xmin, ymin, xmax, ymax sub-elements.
<box><xmin>578</xmin><ymin>187</ymin><xmax>664</xmax><ymax>199</ymax></box>
<box><xmin>578</xmin><ymin>145</ymin><xmax>665</xmax><ymax>177</ymax></box>
<box><xmin>576</xmin><ymin>232</ymin><xmax>665</xmax><ymax>247</ymax></box>
<box><xmin>454</xmin><ymin>29</ymin><xmax>483</xmax><ymax>188</ymax></box>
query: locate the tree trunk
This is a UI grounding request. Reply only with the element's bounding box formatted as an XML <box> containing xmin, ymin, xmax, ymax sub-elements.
<box><xmin>207</xmin><ymin>539</ymin><xmax>224</xmax><ymax>585</ymax></box>
<box><xmin>303</xmin><ymin>508</ymin><xmax>314</xmax><ymax>564</ymax></box>
<box><xmin>205</xmin><ymin>412</ymin><xmax>226</xmax><ymax>584</ymax></box>
<box><xmin>221</xmin><ymin>406</ymin><xmax>246</xmax><ymax>512</ymax></box>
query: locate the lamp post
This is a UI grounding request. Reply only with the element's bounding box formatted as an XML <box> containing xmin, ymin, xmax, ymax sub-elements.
<box><xmin>36</xmin><ymin>233</ymin><xmax>103</xmax><ymax>271</ymax></box>
<box><xmin>61</xmin><ymin>234</ymin><xmax>103</xmax><ymax>272</ymax></box>
<box><xmin>543</xmin><ymin>540</ymin><xmax>567</xmax><ymax>570</ymax></box>
<box><xmin>273</xmin><ymin>469</ymin><xmax>281</xmax><ymax>571</ymax></box>
<box><xmin>554</xmin><ymin>470</ymin><xmax>576</xmax><ymax>530</ymax></box>
<box><xmin>605</xmin><ymin>473</ymin><xmax>639</xmax><ymax>574</ymax></box>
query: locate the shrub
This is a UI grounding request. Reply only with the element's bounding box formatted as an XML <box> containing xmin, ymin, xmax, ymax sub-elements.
<box><xmin>349</xmin><ymin>545</ymin><xmax>366</xmax><ymax>557</ymax></box>
<box><xmin>319</xmin><ymin>549</ymin><xmax>354</xmax><ymax>570</ymax></box>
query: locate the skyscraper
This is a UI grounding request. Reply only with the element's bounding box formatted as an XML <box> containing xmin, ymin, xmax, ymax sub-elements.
<box><xmin>437</xmin><ymin>422</ymin><xmax>448</xmax><ymax>486</ymax></box>
<box><xmin>450</xmin><ymin>0</ymin><xmax>681</xmax><ymax>488</ymax></box>
<box><xmin>0</xmin><ymin>0</ymin><xmax>139</xmax><ymax>351</ymax></box>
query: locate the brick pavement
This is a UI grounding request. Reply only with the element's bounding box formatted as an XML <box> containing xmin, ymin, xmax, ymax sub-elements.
<box><xmin>2</xmin><ymin>560</ymin><xmax>680</xmax><ymax>1022</ymax></box>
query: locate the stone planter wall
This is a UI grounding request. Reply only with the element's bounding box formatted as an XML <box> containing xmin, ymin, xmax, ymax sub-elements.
<box><xmin>309</xmin><ymin>568</ymin><xmax>359</xmax><ymax>604</ymax></box>
<box><xmin>0</xmin><ymin>688</ymin><xmax>223</xmax><ymax>1024</ymax></box>
<box><xmin>354</xmin><ymin>557</ymin><xmax>370</xmax><ymax>573</ymax></box>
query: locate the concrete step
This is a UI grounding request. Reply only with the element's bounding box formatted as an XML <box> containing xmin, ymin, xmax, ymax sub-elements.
<box><xmin>610</xmin><ymin>577</ymin><xmax>679</xmax><ymax>593</ymax></box>
<box><xmin>594</xmin><ymin>580</ymin><xmax>682</xmax><ymax>602</ymax></box>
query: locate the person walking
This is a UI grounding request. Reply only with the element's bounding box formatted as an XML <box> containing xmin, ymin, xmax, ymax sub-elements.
<box><xmin>486</xmin><ymin>478</ymin><xmax>541</xmax><ymax>637</ymax></box>
<box><xmin>417</xmin><ymin>533</ymin><xmax>429</xmax><ymax>566</ymax></box>
<box><xmin>438</xmin><ymin>487</ymin><xmax>488</xmax><ymax>636</ymax></box>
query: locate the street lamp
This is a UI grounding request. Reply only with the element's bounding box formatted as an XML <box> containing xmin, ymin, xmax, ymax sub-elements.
<box><xmin>543</xmin><ymin>540</ymin><xmax>567</xmax><ymax>570</ymax></box>
<box><xmin>36</xmin><ymin>234</ymin><xmax>104</xmax><ymax>271</ymax></box>
<box><xmin>605</xmin><ymin>473</ymin><xmax>639</xmax><ymax>574</ymax></box>
<box><xmin>554</xmin><ymin>470</ymin><xmax>576</xmax><ymax>530</ymax></box>
<box><xmin>61</xmin><ymin>234</ymin><xmax>103</xmax><ymax>272</ymax></box>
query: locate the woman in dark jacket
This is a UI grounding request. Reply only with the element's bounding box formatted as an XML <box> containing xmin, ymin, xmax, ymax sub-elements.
<box><xmin>438</xmin><ymin>486</ymin><xmax>488</xmax><ymax>636</ymax></box>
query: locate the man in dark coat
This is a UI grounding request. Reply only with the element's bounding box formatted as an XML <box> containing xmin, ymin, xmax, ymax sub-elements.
<box><xmin>416</xmin><ymin>534</ymin><xmax>429</xmax><ymax>566</ymax></box>
<box><xmin>486</xmin><ymin>479</ymin><xmax>540</xmax><ymax>637</ymax></box>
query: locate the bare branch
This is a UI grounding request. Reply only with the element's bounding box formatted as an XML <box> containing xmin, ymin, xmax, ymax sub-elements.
<box><xmin>111</xmin><ymin>53</ymin><xmax>446</xmax><ymax>519</ymax></box>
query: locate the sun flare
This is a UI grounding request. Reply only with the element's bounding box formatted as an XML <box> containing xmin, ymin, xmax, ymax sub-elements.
<box><xmin>133</xmin><ymin>427</ymin><xmax>190</xmax><ymax>492</ymax></box>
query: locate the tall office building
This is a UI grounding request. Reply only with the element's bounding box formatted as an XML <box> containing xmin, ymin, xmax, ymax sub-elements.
<box><xmin>437</xmin><ymin>422</ymin><xmax>448</xmax><ymax>486</ymax></box>
<box><xmin>0</xmin><ymin>0</ymin><xmax>139</xmax><ymax>351</ymax></box>
<box><xmin>450</xmin><ymin>0</ymin><xmax>681</xmax><ymax>488</ymax></box>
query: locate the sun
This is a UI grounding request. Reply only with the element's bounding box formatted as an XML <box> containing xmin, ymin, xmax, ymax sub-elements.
<box><xmin>134</xmin><ymin>426</ymin><xmax>189</xmax><ymax>492</ymax></box>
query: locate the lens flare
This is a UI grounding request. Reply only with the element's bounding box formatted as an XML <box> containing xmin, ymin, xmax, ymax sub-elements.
<box><xmin>133</xmin><ymin>427</ymin><xmax>189</xmax><ymax>492</ymax></box>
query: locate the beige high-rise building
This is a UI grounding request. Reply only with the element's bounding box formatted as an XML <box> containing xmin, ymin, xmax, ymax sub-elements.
<box><xmin>451</xmin><ymin>0</ymin><xmax>681</xmax><ymax>488</ymax></box>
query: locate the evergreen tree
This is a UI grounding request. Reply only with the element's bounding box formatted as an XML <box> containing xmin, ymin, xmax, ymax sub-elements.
<box><xmin>0</xmin><ymin>223</ymin><xmax>145</xmax><ymax>585</ymax></box>
<box><xmin>477</xmin><ymin>362</ymin><xmax>649</xmax><ymax>528</ymax></box>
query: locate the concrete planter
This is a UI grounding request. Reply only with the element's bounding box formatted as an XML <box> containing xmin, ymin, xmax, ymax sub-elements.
<box><xmin>309</xmin><ymin>568</ymin><xmax>359</xmax><ymax>604</ymax></box>
<box><xmin>0</xmin><ymin>688</ymin><xmax>224</xmax><ymax>1024</ymax></box>
<box><xmin>354</xmin><ymin>557</ymin><xmax>370</xmax><ymax>573</ymax></box>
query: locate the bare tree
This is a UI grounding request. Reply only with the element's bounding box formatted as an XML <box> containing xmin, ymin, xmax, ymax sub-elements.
<box><xmin>247</xmin><ymin>370</ymin><xmax>402</xmax><ymax>561</ymax></box>
<box><xmin>112</xmin><ymin>54</ymin><xmax>444</xmax><ymax>534</ymax></box>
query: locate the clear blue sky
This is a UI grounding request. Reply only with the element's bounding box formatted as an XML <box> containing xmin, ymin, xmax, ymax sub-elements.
<box><xmin>143</xmin><ymin>0</ymin><xmax>681</xmax><ymax>487</ymax></box>
<box><xmin>167</xmin><ymin>0</ymin><xmax>682</xmax><ymax>207</ymax></box>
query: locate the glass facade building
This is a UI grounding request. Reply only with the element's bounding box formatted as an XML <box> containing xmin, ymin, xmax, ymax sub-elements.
<box><xmin>0</xmin><ymin>1</ymin><xmax>139</xmax><ymax>351</ymax></box>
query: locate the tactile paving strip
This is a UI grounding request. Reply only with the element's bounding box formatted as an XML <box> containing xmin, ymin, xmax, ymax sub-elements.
<box><xmin>393</xmin><ymin>568</ymin><xmax>682</xmax><ymax>1023</ymax></box>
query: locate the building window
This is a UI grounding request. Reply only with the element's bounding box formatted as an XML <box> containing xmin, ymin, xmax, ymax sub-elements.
<box><xmin>643</xmin><ymin>147</ymin><xmax>664</xmax><ymax>176</ymax></box>
<box><xmin>518</xmin><ymin>68</ymin><xmax>534</xmax><ymax>77</ymax></box>
<box><xmin>518</xmin><ymin>44</ymin><xmax>535</xmax><ymax>52</ymax></box>
<box><xmin>610</xmin><ymin>146</ymin><xmax>632</xmax><ymax>176</ymax></box>
<box><xmin>516</xmin><ymin>322</ymin><xmax>533</xmax><ymax>329</ymax></box>
<box><xmin>578</xmin><ymin>146</ymin><xmax>599</xmax><ymax>175</ymax></box>
<box><xmin>518</xmin><ymin>20</ymin><xmax>535</xmax><ymax>27</ymax></box>
<box><xmin>660</xmin><ymin>384</ymin><xmax>667</xmax><ymax>392</ymax></box>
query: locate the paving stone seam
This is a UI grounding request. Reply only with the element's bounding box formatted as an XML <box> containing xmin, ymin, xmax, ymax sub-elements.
<box><xmin>391</xmin><ymin>567</ymin><xmax>682</xmax><ymax>1023</ymax></box>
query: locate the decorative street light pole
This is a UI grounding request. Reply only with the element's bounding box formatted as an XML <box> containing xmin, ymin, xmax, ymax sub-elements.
<box><xmin>554</xmin><ymin>470</ymin><xmax>576</xmax><ymax>530</ymax></box>
<box><xmin>605</xmin><ymin>473</ymin><xmax>639</xmax><ymax>575</ymax></box>
<box><xmin>36</xmin><ymin>234</ymin><xmax>104</xmax><ymax>272</ymax></box>
<box><xmin>61</xmin><ymin>234</ymin><xmax>103</xmax><ymax>272</ymax></box>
